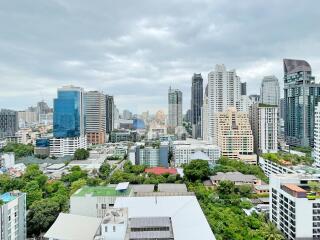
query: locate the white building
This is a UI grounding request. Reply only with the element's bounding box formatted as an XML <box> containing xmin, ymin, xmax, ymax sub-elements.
<box><xmin>172</xmin><ymin>139</ymin><xmax>220</xmax><ymax>166</ymax></box>
<box><xmin>202</xmin><ymin>85</ymin><xmax>209</xmax><ymax>141</ymax></box>
<box><xmin>236</xmin><ymin>95</ymin><xmax>252</xmax><ymax>113</ymax></box>
<box><xmin>49</xmin><ymin>136</ymin><xmax>87</xmax><ymax>157</ymax></box>
<box><xmin>0</xmin><ymin>152</ymin><xmax>15</xmax><ymax>169</ymax></box>
<box><xmin>270</xmin><ymin>174</ymin><xmax>320</xmax><ymax>240</ymax></box>
<box><xmin>0</xmin><ymin>191</ymin><xmax>26</xmax><ymax>240</ymax></box>
<box><xmin>315</xmin><ymin>103</ymin><xmax>320</xmax><ymax>167</ymax></box>
<box><xmin>260</xmin><ymin>75</ymin><xmax>280</xmax><ymax>106</ymax></box>
<box><xmin>251</xmin><ymin>103</ymin><xmax>278</xmax><ymax>154</ymax></box>
<box><xmin>208</xmin><ymin>64</ymin><xmax>241</xmax><ymax>141</ymax></box>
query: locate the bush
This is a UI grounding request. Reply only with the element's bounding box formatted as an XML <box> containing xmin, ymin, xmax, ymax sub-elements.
<box><xmin>73</xmin><ymin>148</ymin><xmax>89</xmax><ymax>160</ymax></box>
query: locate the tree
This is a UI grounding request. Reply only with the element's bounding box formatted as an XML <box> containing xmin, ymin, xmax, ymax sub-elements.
<box><xmin>70</xmin><ymin>179</ymin><xmax>87</xmax><ymax>195</ymax></box>
<box><xmin>183</xmin><ymin>160</ymin><xmax>209</xmax><ymax>182</ymax></box>
<box><xmin>308</xmin><ymin>181</ymin><xmax>320</xmax><ymax>193</ymax></box>
<box><xmin>23</xmin><ymin>180</ymin><xmax>43</xmax><ymax>208</ymax></box>
<box><xmin>99</xmin><ymin>162</ymin><xmax>111</xmax><ymax>179</ymax></box>
<box><xmin>2</xmin><ymin>143</ymin><xmax>34</xmax><ymax>158</ymax></box>
<box><xmin>216</xmin><ymin>180</ymin><xmax>235</xmax><ymax>196</ymax></box>
<box><xmin>27</xmin><ymin>199</ymin><xmax>60</xmax><ymax>237</ymax></box>
<box><xmin>263</xmin><ymin>222</ymin><xmax>285</xmax><ymax>240</ymax></box>
<box><xmin>73</xmin><ymin>148</ymin><xmax>90</xmax><ymax>160</ymax></box>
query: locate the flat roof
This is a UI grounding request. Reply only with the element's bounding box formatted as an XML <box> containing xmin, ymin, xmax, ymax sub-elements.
<box><xmin>130</xmin><ymin>217</ymin><xmax>171</xmax><ymax>228</ymax></box>
<box><xmin>73</xmin><ymin>186</ymin><xmax>130</xmax><ymax>197</ymax></box>
<box><xmin>115</xmin><ymin>196</ymin><xmax>215</xmax><ymax>240</ymax></box>
<box><xmin>44</xmin><ymin>213</ymin><xmax>101</xmax><ymax>240</ymax></box>
<box><xmin>158</xmin><ymin>184</ymin><xmax>188</xmax><ymax>193</ymax></box>
<box><xmin>0</xmin><ymin>192</ymin><xmax>17</xmax><ymax>203</ymax></box>
<box><xmin>115</xmin><ymin>182</ymin><xmax>130</xmax><ymax>191</ymax></box>
<box><xmin>131</xmin><ymin>184</ymin><xmax>155</xmax><ymax>193</ymax></box>
<box><xmin>283</xmin><ymin>184</ymin><xmax>307</xmax><ymax>193</ymax></box>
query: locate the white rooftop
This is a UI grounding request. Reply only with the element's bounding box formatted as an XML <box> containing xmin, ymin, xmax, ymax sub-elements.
<box><xmin>116</xmin><ymin>182</ymin><xmax>130</xmax><ymax>191</ymax></box>
<box><xmin>44</xmin><ymin>213</ymin><xmax>101</xmax><ymax>240</ymax></box>
<box><xmin>115</xmin><ymin>196</ymin><xmax>215</xmax><ymax>240</ymax></box>
<box><xmin>190</xmin><ymin>151</ymin><xmax>210</xmax><ymax>161</ymax></box>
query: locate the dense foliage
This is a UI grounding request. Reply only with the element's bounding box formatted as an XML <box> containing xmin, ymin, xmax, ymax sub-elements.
<box><xmin>2</xmin><ymin>143</ymin><xmax>34</xmax><ymax>158</ymax></box>
<box><xmin>73</xmin><ymin>148</ymin><xmax>90</xmax><ymax>160</ymax></box>
<box><xmin>183</xmin><ymin>160</ymin><xmax>210</xmax><ymax>181</ymax></box>
<box><xmin>261</xmin><ymin>151</ymin><xmax>313</xmax><ymax>166</ymax></box>
<box><xmin>214</xmin><ymin>157</ymin><xmax>268</xmax><ymax>183</ymax></box>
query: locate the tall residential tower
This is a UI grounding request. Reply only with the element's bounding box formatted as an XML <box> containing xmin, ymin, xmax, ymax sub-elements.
<box><xmin>260</xmin><ymin>75</ymin><xmax>280</xmax><ymax>106</ymax></box>
<box><xmin>191</xmin><ymin>73</ymin><xmax>203</xmax><ymax>139</ymax></box>
<box><xmin>168</xmin><ymin>87</ymin><xmax>183</xmax><ymax>131</ymax></box>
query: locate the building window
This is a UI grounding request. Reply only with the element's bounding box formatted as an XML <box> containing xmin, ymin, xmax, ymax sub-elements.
<box><xmin>101</xmin><ymin>204</ymin><xmax>106</xmax><ymax>209</ymax></box>
<box><xmin>105</xmin><ymin>226</ymin><xmax>108</xmax><ymax>232</ymax></box>
<box><xmin>113</xmin><ymin>226</ymin><xmax>116</xmax><ymax>232</ymax></box>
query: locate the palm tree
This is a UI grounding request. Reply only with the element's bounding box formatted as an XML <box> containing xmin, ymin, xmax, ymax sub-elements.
<box><xmin>263</xmin><ymin>222</ymin><xmax>285</xmax><ymax>240</ymax></box>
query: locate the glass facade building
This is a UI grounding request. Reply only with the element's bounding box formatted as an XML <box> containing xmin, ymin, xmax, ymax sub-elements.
<box><xmin>53</xmin><ymin>86</ymin><xmax>84</xmax><ymax>138</ymax></box>
<box><xmin>284</xmin><ymin>59</ymin><xmax>320</xmax><ymax>147</ymax></box>
<box><xmin>191</xmin><ymin>73</ymin><xmax>203</xmax><ymax>139</ymax></box>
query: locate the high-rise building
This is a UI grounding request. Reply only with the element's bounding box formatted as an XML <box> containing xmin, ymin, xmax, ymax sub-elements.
<box><xmin>105</xmin><ymin>95</ymin><xmax>114</xmax><ymax>133</ymax></box>
<box><xmin>122</xmin><ymin>110</ymin><xmax>133</xmax><ymax>120</ymax></box>
<box><xmin>168</xmin><ymin>87</ymin><xmax>183</xmax><ymax>130</ymax></box>
<box><xmin>84</xmin><ymin>91</ymin><xmax>106</xmax><ymax>145</ymax></box>
<box><xmin>251</xmin><ymin>103</ymin><xmax>278</xmax><ymax>154</ymax></box>
<box><xmin>283</xmin><ymin>59</ymin><xmax>320</xmax><ymax>147</ymax></box>
<box><xmin>214</xmin><ymin>107</ymin><xmax>256</xmax><ymax>164</ymax></box>
<box><xmin>314</xmin><ymin>103</ymin><xmax>320</xmax><ymax>167</ymax></box>
<box><xmin>241</xmin><ymin>82</ymin><xmax>247</xmax><ymax>95</ymax></box>
<box><xmin>279</xmin><ymin>98</ymin><xmax>285</xmax><ymax>120</ymax></box>
<box><xmin>202</xmin><ymin>84</ymin><xmax>209</xmax><ymax>141</ymax></box>
<box><xmin>260</xmin><ymin>75</ymin><xmax>280</xmax><ymax>106</ymax></box>
<box><xmin>208</xmin><ymin>64</ymin><xmax>241</xmax><ymax>141</ymax></box>
<box><xmin>50</xmin><ymin>86</ymin><xmax>87</xmax><ymax>157</ymax></box>
<box><xmin>0</xmin><ymin>191</ymin><xmax>26</xmax><ymax>240</ymax></box>
<box><xmin>270</xmin><ymin>174</ymin><xmax>320</xmax><ymax>239</ymax></box>
<box><xmin>236</xmin><ymin>95</ymin><xmax>252</xmax><ymax>113</ymax></box>
<box><xmin>191</xmin><ymin>73</ymin><xmax>203</xmax><ymax>139</ymax></box>
<box><xmin>0</xmin><ymin>109</ymin><xmax>18</xmax><ymax>139</ymax></box>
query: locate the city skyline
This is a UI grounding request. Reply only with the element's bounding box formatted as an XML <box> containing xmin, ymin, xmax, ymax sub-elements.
<box><xmin>1</xmin><ymin>1</ymin><xmax>320</xmax><ymax>112</ymax></box>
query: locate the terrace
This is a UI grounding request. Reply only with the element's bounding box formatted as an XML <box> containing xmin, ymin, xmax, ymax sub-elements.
<box><xmin>280</xmin><ymin>180</ymin><xmax>320</xmax><ymax>200</ymax></box>
<box><xmin>73</xmin><ymin>185</ymin><xmax>131</xmax><ymax>197</ymax></box>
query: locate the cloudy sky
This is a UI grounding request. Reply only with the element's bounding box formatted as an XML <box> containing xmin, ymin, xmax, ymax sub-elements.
<box><xmin>1</xmin><ymin>0</ymin><xmax>320</xmax><ymax>114</ymax></box>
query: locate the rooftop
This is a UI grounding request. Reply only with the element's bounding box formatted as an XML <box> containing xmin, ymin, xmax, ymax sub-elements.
<box><xmin>73</xmin><ymin>186</ymin><xmax>130</xmax><ymax>197</ymax></box>
<box><xmin>0</xmin><ymin>191</ymin><xmax>23</xmax><ymax>203</ymax></box>
<box><xmin>210</xmin><ymin>172</ymin><xmax>258</xmax><ymax>183</ymax></box>
<box><xmin>145</xmin><ymin>167</ymin><xmax>177</xmax><ymax>175</ymax></box>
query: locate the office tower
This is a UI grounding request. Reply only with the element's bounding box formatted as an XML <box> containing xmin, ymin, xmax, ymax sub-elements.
<box><xmin>105</xmin><ymin>95</ymin><xmax>114</xmax><ymax>133</ymax></box>
<box><xmin>270</xmin><ymin>174</ymin><xmax>320</xmax><ymax>239</ymax></box>
<box><xmin>50</xmin><ymin>86</ymin><xmax>86</xmax><ymax>157</ymax></box>
<box><xmin>84</xmin><ymin>91</ymin><xmax>106</xmax><ymax>144</ymax></box>
<box><xmin>202</xmin><ymin>84</ymin><xmax>209</xmax><ymax>141</ymax></box>
<box><xmin>0</xmin><ymin>191</ymin><xmax>26</xmax><ymax>240</ymax></box>
<box><xmin>208</xmin><ymin>64</ymin><xmax>241</xmax><ymax>141</ymax></box>
<box><xmin>122</xmin><ymin>110</ymin><xmax>133</xmax><ymax>120</ymax></box>
<box><xmin>168</xmin><ymin>87</ymin><xmax>183</xmax><ymax>130</ymax></box>
<box><xmin>260</xmin><ymin>76</ymin><xmax>280</xmax><ymax>106</ymax></box>
<box><xmin>279</xmin><ymin>98</ymin><xmax>285</xmax><ymax>120</ymax></box>
<box><xmin>315</xmin><ymin>103</ymin><xmax>320</xmax><ymax>167</ymax></box>
<box><xmin>214</xmin><ymin>107</ymin><xmax>256</xmax><ymax>164</ymax></box>
<box><xmin>155</xmin><ymin>110</ymin><xmax>166</xmax><ymax>125</ymax></box>
<box><xmin>135</xmin><ymin>142</ymin><xmax>169</xmax><ymax>167</ymax></box>
<box><xmin>184</xmin><ymin>109</ymin><xmax>191</xmax><ymax>123</ymax></box>
<box><xmin>284</xmin><ymin>59</ymin><xmax>320</xmax><ymax>147</ymax></box>
<box><xmin>191</xmin><ymin>73</ymin><xmax>203</xmax><ymax>139</ymax></box>
<box><xmin>17</xmin><ymin>111</ymin><xmax>38</xmax><ymax>127</ymax></box>
<box><xmin>113</xmin><ymin>105</ymin><xmax>120</xmax><ymax>130</ymax></box>
<box><xmin>241</xmin><ymin>82</ymin><xmax>247</xmax><ymax>95</ymax></box>
<box><xmin>251</xmin><ymin>103</ymin><xmax>278</xmax><ymax>154</ymax></box>
<box><xmin>0</xmin><ymin>109</ymin><xmax>18</xmax><ymax>139</ymax></box>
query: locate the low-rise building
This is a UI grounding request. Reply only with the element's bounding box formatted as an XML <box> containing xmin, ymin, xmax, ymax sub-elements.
<box><xmin>110</xmin><ymin>130</ymin><xmax>139</xmax><ymax>143</ymax></box>
<box><xmin>209</xmin><ymin>172</ymin><xmax>262</xmax><ymax>186</ymax></box>
<box><xmin>49</xmin><ymin>135</ymin><xmax>87</xmax><ymax>157</ymax></box>
<box><xmin>0</xmin><ymin>152</ymin><xmax>15</xmax><ymax>169</ymax></box>
<box><xmin>0</xmin><ymin>191</ymin><xmax>26</xmax><ymax>240</ymax></box>
<box><xmin>135</xmin><ymin>142</ymin><xmax>169</xmax><ymax>167</ymax></box>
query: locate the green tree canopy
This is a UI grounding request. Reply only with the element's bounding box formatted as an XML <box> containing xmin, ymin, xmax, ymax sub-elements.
<box><xmin>183</xmin><ymin>160</ymin><xmax>209</xmax><ymax>182</ymax></box>
<box><xmin>73</xmin><ymin>148</ymin><xmax>90</xmax><ymax>160</ymax></box>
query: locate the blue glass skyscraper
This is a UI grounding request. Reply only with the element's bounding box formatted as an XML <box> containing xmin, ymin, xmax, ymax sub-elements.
<box><xmin>53</xmin><ymin>86</ymin><xmax>84</xmax><ymax>138</ymax></box>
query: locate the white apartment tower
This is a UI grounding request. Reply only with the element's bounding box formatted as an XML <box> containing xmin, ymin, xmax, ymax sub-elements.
<box><xmin>208</xmin><ymin>64</ymin><xmax>241</xmax><ymax>141</ymax></box>
<box><xmin>251</xmin><ymin>103</ymin><xmax>278</xmax><ymax>154</ymax></box>
<box><xmin>314</xmin><ymin>103</ymin><xmax>320</xmax><ymax>167</ymax></box>
<box><xmin>260</xmin><ymin>75</ymin><xmax>280</xmax><ymax>106</ymax></box>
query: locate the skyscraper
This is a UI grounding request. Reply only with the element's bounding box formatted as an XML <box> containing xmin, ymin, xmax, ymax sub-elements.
<box><xmin>168</xmin><ymin>87</ymin><xmax>182</xmax><ymax>130</ymax></box>
<box><xmin>260</xmin><ymin>75</ymin><xmax>280</xmax><ymax>106</ymax></box>
<box><xmin>208</xmin><ymin>64</ymin><xmax>241</xmax><ymax>141</ymax></box>
<box><xmin>283</xmin><ymin>59</ymin><xmax>320</xmax><ymax>147</ymax></box>
<box><xmin>191</xmin><ymin>73</ymin><xmax>203</xmax><ymax>139</ymax></box>
<box><xmin>202</xmin><ymin>84</ymin><xmax>209</xmax><ymax>141</ymax></box>
<box><xmin>314</xmin><ymin>102</ymin><xmax>320</xmax><ymax>167</ymax></box>
<box><xmin>241</xmin><ymin>82</ymin><xmax>247</xmax><ymax>95</ymax></box>
<box><xmin>105</xmin><ymin>95</ymin><xmax>114</xmax><ymax>133</ymax></box>
<box><xmin>84</xmin><ymin>91</ymin><xmax>106</xmax><ymax>144</ymax></box>
<box><xmin>0</xmin><ymin>109</ymin><xmax>18</xmax><ymax>138</ymax></box>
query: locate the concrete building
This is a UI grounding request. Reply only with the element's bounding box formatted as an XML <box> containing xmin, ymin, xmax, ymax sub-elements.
<box><xmin>105</xmin><ymin>95</ymin><xmax>114</xmax><ymax>134</ymax></box>
<box><xmin>17</xmin><ymin>110</ymin><xmax>38</xmax><ymax>127</ymax></box>
<box><xmin>135</xmin><ymin>142</ymin><xmax>169</xmax><ymax>167</ymax></box>
<box><xmin>49</xmin><ymin>136</ymin><xmax>87</xmax><ymax>157</ymax></box>
<box><xmin>172</xmin><ymin>139</ymin><xmax>220</xmax><ymax>167</ymax></box>
<box><xmin>210</xmin><ymin>172</ymin><xmax>262</xmax><ymax>186</ymax></box>
<box><xmin>315</xmin><ymin>103</ymin><xmax>320</xmax><ymax>167</ymax></box>
<box><xmin>260</xmin><ymin>75</ymin><xmax>280</xmax><ymax>106</ymax></box>
<box><xmin>208</xmin><ymin>64</ymin><xmax>241</xmax><ymax>141</ymax></box>
<box><xmin>236</xmin><ymin>95</ymin><xmax>252</xmax><ymax>113</ymax></box>
<box><xmin>284</xmin><ymin>59</ymin><xmax>320</xmax><ymax>147</ymax></box>
<box><xmin>214</xmin><ymin>107</ymin><xmax>256</xmax><ymax>164</ymax></box>
<box><xmin>191</xmin><ymin>73</ymin><xmax>203</xmax><ymax>139</ymax></box>
<box><xmin>0</xmin><ymin>191</ymin><xmax>26</xmax><ymax>240</ymax></box>
<box><xmin>251</xmin><ymin>103</ymin><xmax>278</xmax><ymax>154</ymax></box>
<box><xmin>168</xmin><ymin>87</ymin><xmax>183</xmax><ymax>131</ymax></box>
<box><xmin>270</xmin><ymin>174</ymin><xmax>320</xmax><ymax>239</ymax></box>
<box><xmin>202</xmin><ymin>84</ymin><xmax>209</xmax><ymax>141</ymax></box>
<box><xmin>85</xmin><ymin>91</ymin><xmax>106</xmax><ymax>145</ymax></box>
<box><xmin>241</xmin><ymin>82</ymin><xmax>247</xmax><ymax>95</ymax></box>
<box><xmin>110</xmin><ymin>130</ymin><xmax>138</xmax><ymax>143</ymax></box>
<box><xmin>0</xmin><ymin>152</ymin><xmax>15</xmax><ymax>169</ymax></box>
<box><xmin>0</xmin><ymin>109</ymin><xmax>18</xmax><ymax>139</ymax></box>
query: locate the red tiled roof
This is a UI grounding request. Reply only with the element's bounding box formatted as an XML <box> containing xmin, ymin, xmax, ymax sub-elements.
<box><xmin>145</xmin><ymin>167</ymin><xmax>177</xmax><ymax>175</ymax></box>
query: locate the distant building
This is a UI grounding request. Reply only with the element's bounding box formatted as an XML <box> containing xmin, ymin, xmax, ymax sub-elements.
<box><xmin>0</xmin><ymin>109</ymin><xmax>18</xmax><ymax>139</ymax></box>
<box><xmin>34</xmin><ymin>138</ymin><xmax>50</xmax><ymax>157</ymax></box>
<box><xmin>251</xmin><ymin>103</ymin><xmax>278</xmax><ymax>154</ymax></box>
<box><xmin>105</xmin><ymin>95</ymin><xmax>114</xmax><ymax>133</ymax></box>
<box><xmin>122</xmin><ymin>110</ymin><xmax>133</xmax><ymax>120</ymax></box>
<box><xmin>314</xmin><ymin>103</ymin><xmax>320</xmax><ymax>167</ymax></box>
<box><xmin>0</xmin><ymin>152</ymin><xmax>15</xmax><ymax>169</ymax></box>
<box><xmin>110</xmin><ymin>130</ymin><xmax>139</xmax><ymax>143</ymax></box>
<box><xmin>132</xmin><ymin>118</ymin><xmax>145</xmax><ymax>129</ymax></box>
<box><xmin>284</xmin><ymin>59</ymin><xmax>320</xmax><ymax>147</ymax></box>
<box><xmin>168</xmin><ymin>87</ymin><xmax>183</xmax><ymax>131</ymax></box>
<box><xmin>144</xmin><ymin>167</ymin><xmax>177</xmax><ymax>175</ymax></box>
<box><xmin>191</xmin><ymin>73</ymin><xmax>203</xmax><ymax>139</ymax></box>
<box><xmin>85</xmin><ymin>91</ymin><xmax>106</xmax><ymax>144</ymax></box>
<box><xmin>214</xmin><ymin>107</ymin><xmax>256</xmax><ymax>164</ymax></box>
<box><xmin>0</xmin><ymin>191</ymin><xmax>26</xmax><ymax>240</ymax></box>
<box><xmin>135</xmin><ymin>142</ymin><xmax>169</xmax><ymax>167</ymax></box>
<box><xmin>236</xmin><ymin>95</ymin><xmax>252</xmax><ymax>113</ymax></box>
<box><xmin>241</xmin><ymin>82</ymin><xmax>247</xmax><ymax>95</ymax></box>
<box><xmin>249</xmin><ymin>95</ymin><xmax>260</xmax><ymax>105</ymax></box>
<box><xmin>210</xmin><ymin>172</ymin><xmax>262</xmax><ymax>186</ymax></box>
<box><xmin>260</xmin><ymin>75</ymin><xmax>280</xmax><ymax>106</ymax></box>
<box><xmin>202</xmin><ymin>84</ymin><xmax>209</xmax><ymax>141</ymax></box>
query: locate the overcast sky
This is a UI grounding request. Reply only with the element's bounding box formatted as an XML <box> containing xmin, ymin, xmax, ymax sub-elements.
<box><xmin>1</xmin><ymin>0</ymin><xmax>320</xmax><ymax>114</ymax></box>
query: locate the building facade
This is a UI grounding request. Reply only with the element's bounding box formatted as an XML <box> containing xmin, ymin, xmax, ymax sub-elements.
<box><xmin>135</xmin><ymin>143</ymin><xmax>169</xmax><ymax>167</ymax></box>
<box><xmin>260</xmin><ymin>75</ymin><xmax>280</xmax><ymax>106</ymax></box>
<box><xmin>315</xmin><ymin>103</ymin><xmax>320</xmax><ymax>167</ymax></box>
<box><xmin>85</xmin><ymin>91</ymin><xmax>106</xmax><ymax>145</ymax></box>
<box><xmin>251</xmin><ymin>103</ymin><xmax>278</xmax><ymax>154</ymax></box>
<box><xmin>191</xmin><ymin>73</ymin><xmax>203</xmax><ymax>139</ymax></box>
<box><xmin>284</xmin><ymin>59</ymin><xmax>320</xmax><ymax>147</ymax></box>
<box><xmin>0</xmin><ymin>109</ymin><xmax>18</xmax><ymax>139</ymax></box>
<box><xmin>168</xmin><ymin>87</ymin><xmax>183</xmax><ymax>131</ymax></box>
<box><xmin>105</xmin><ymin>95</ymin><xmax>114</xmax><ymax>134</ymax></box>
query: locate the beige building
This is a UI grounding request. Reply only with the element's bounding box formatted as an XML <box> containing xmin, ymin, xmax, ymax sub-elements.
<box><xmin>214</xmin><ymin>107</ymin><xmax>256</xmax><ymax>164</ymax></box>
